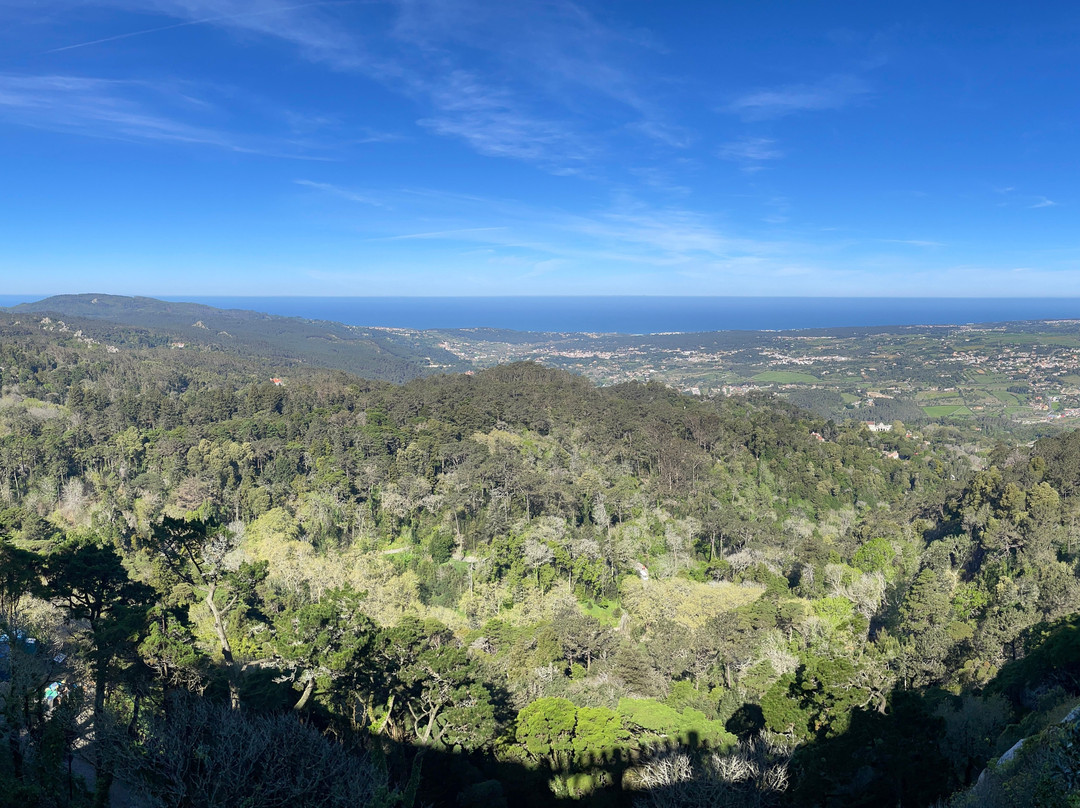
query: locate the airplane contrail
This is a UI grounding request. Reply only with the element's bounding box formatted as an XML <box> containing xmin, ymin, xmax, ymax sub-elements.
<box><xmin>44</xmin><ymin>2</ymin><xmax>349</xmax><ymax>55</ymax></box>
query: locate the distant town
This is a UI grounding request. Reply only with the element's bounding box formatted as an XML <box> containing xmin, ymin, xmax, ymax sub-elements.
<box><xmin>430</xmin><ymin>320</ymin><xmax>1080</xmax><ymax>430</ymax></box>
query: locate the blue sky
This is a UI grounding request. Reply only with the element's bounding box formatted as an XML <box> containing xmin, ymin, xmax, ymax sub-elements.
<box><xmin>1</xmin><ymin>1</ymin><xmax>1078</xmax><ymax>297</ymax></box>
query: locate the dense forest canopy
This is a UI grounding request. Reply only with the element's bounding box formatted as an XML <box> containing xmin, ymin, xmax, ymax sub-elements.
<box><xmin>20</xmin><ymin>293</ymin><xmax>1080</xmax><ymax>441</ymax></box>
<box><xmin>12</xmin><ymin>294</ymin><xmax>468</xmax><ymax>382</ymax></box>
<box><xmin>0</xmin><ymin>315</ymin><xmax>1077</xmax><ymax>807</ymax></box>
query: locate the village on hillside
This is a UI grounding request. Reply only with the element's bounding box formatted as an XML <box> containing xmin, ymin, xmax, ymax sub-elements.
<box><xmin>432</xmin><ymin>321</ymin><xmax>1080</xmax><ymax>428</ymax></box>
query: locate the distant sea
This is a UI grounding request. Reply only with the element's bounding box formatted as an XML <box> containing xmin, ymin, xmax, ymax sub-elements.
<box><xmin>4</xmin><ymin>295</ymin><xmax>1080</xmax><ymax>334</ymax></box>
<box><xmin>156</xmin><ymin>296</ymin><xmax>1080</xmax><ymax>333</ymax></box>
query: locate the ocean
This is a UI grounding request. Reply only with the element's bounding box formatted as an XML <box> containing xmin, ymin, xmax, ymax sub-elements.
<box><xmin>4</xmin><ymin>295</ymin><xmax>1080</xmax><ymax>334</ymax></box>
<box><xmin>166</xmin><ymin>296</ymin><xmax>1080</xmax><ymax>333</ymax></box>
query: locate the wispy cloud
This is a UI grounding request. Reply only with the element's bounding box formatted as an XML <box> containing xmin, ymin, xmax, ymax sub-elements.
<box><xmin>718</xmin><ymin>136</ymin><xmax>784</xmax><ymax>171</ymax></box>
<box><xmin>268</xmin><ymin>178</ymin><xmax>1080</xmax><ymax>296</ymax></box>
<box><xmin>295</xmin><ymin>179</ymin><xmax>800</xmax><ymax>274</ymax></box>
<box><xmin>81</xmin><ymin>0</ymin><xmax>682</xmax><ymax>173</ymax></box>
<box><xmin>565</xmin><ymin>204</ymin><xmax>748</xmax><ymax>258</ymax></box>
<box><xmin>390</xmin><ymin>0</ymin><xmax>661</xmax><ymax>115</ymax></box>
<box><xmin>42</xmin><ymin>1</ymin><xmax>345</xmax><ymax>55</ymax></box>
<box><xmin>417</xmin><ymin>70</ymin><xmax>590</xmax><ymax>165</ymax></box>
<box><xmin>726</xmin><ymin>74</ymin><xmax>869</xmax><ymax>120</ymax></box>
<box><xmin>993</xmin><ymin>188</ymin><xmax>1061</xmax><ymax>210</ymax></box>
<box><xmin>377</xmin><ymin>227</ymin><xmax>508</xmax><ymax>241</ymax></box>
<box><xmin>294</xmin><ymin>179</ymin><xmax>387</xmax><ymax>206</ymax></box>
<box><xmin>118</xmin><ymin>0</ymin><xmax>376</xmax><ymax>71</ymax></box>
<box><xmin>0</xmin><ymin>73</ymin><xmax>342</xmax><ymax>157</ymax></box>
<box><xmin>881</xmin><ymin>239</ymin><xmax>945</xmax><ymax>247</ymax></box>
<box><xmin>393</xmin><ymin>3</ymin><xmax>683</xmax><ymax>168</ymax></box>
<box><xmin>0</xmin><ymin>73</ymin><xmax>242</xmax><ymax>148</ymax></box>
<box><xmin>627</xmin><ymin>120</ymin><xmax>694</xmax><ymax>148</ymax></box>
<box><xmin>628</xmin><ymin>165</ymin><xmax>692</xmax><ymax>196</ymax></box>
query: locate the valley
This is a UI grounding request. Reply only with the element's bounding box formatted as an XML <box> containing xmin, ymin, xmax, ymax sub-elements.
<box><xmin>1</xmin><ymin>297</ymin><xmax>1078</xmax><ymax>807</ymax></box>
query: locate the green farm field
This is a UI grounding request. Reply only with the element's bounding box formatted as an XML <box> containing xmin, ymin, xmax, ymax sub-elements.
<box><xmin>751</xmin><ymin>370</ymin><xmax>821</xmax><ymax>383</ymax></box>
<box><xmin>922</xmin><ymin>405</ymin><xmax>971</xmax><ymax>417</ymax></box>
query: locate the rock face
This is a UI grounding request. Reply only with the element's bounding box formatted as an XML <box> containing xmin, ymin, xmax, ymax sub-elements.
<box><xmin>972</xmin><ymin>699</ymin><xmax>1080</xmax><ymax>792</ymax></box>
<box><xmin>996</xmin><ymin>737</ymin><xmax>1025</xmax><ymax>765</ymax></box>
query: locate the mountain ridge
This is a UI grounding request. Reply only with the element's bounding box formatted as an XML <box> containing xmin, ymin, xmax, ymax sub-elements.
<box><xmin>9</xmin><ymin>293</ymin><xmax>468</xmax><ymax>383</ymax></box>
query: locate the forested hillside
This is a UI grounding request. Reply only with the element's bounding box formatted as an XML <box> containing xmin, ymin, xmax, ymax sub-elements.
<box><xmin>10</xmin><ymin>294</ymin><xmax>466</xmax><ymax>382</ymax></box>
<box><xmin>1</xmin><ymin>319</ymin><xmax>1078</xmax><ymax>807</ymax></box>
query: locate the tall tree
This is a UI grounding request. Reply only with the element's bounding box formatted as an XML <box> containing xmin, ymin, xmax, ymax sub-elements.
<box><xmin>0</xmin><ymin>537</ymin><xmax>39</xmax><ymax>628</ymax></box>
<box><xmin>149</xmin><ymin>515</ymin><xmax>247</xmax><ymax>708</ymax></box>
<box><xmin>270</xmin><ymin>586</ymin><xmax>375</xmax><ymax>712</ymax></box>
<box><xmin>368</xmin><ymin>617</ymin><xmax>503</xmax><ymax>751</ymax></box>
<box><xmin>44</xmin><ymin>537</ymin><xmax>152</xmax><ymax>801</ymax></box>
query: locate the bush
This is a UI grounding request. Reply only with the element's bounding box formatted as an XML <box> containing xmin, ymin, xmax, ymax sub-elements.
<box><xmin>118</xmin><ymin>694</ymin><xmax>387</xmax><ymax>808</ymax></box>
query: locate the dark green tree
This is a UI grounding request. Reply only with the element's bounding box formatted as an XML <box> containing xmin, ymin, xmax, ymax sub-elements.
<box><xmin>0</xmin><ymin>537</ymin><xmax>39</xmax><ymax>627</ymax></box>
<box><xmin>44</xmin><ymin>537</ymin><xmax>152</xmax><ymax>802</ymax></box>
<box><xmin>270</xmin><ymin>586</ymin><xmax>375</xmax><ymax>711</ymax></box>
<box><xmin>368</xmin><ymin>616</ymin><xmax>503</xmax><ymax>751</ymax></box>
<box><xmin>149</xmin><ymin>515</ymin><xmax>247</xmax><ymax>707</ymax></box>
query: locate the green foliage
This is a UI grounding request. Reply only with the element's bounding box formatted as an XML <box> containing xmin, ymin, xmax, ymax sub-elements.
<box><xmin>665</xmin><ymin>680</ymin><xmax>719</xmax><ymax>720</ymax></box>
<box><xmin>617</xmin><ymin>698</ymin><xmax>734</xmax><ymax>749</ymax></box>
<box><xmin>16</xmin><ymin>293</ymin><xmax>467</xmax><ymax>382</ymax></box>
<box><xmin>572</xmin><ymin>707</ymin><xmax>631</xmax><ymax>759</ymax></box>
<box><xmin>989</xmin><ymin>614</ymin><xmax>1080</xmax><ymax>705</ymax></box>
<box><xmin>0</xmin><ymin>537</ymin><xmax>39</xmax><ymax>625</ymax></box>
<box><xmin>791</xmin><ymin>691</ymin><xmax>953</xmax><ymax>808</ymax></box>
<box><xmin>427</xmin><ymin>531</ymin><xmax>455</xmax><ymax>564</ymax></box>
<box><xmin>761</xmin><ymin>674</ymin><xmax>813</xmax><ymax>740</ymax></box>
<box><xmin>811</xmin><ymin>596</ymin><xmax>855</xmax><ymax>630</ymax></box>
<box><xmin>852</xmin><ymin>536</ymin><xmax>896</xmax><ymax>576</ymax></box>
<box><xmin>949</xmin><ymin>708</ymin><xmax>1080</xmax><ymax>808</ymax></box>
<box><xmin>139</xmin><ymin>603</ymin><xmax>208</xmax><ymax>687</ymax></box>
<box><xmin>5</xmin><ymin>315</ymin><xmax>1080</xmax><ymax>808</ymax></box>
<box><xmin>43</xmin><ymin>537</ymin><xmax>153</xmax><ymax>716</ymax></box>
<box><xmin>270</xmin><ymin>586</ymin><xmax>376</xmax><ymax>710</ymax></box>
<box><xmin>761</xmin><ymin>653</ymin><xmax>882</xmax><ymax>743</ymax></box>
<box><xmin>516</xmin><ymin>697</ymin><xmax>578</xmax><ymax>766</ymax></box>
<box><xmin>366</xmin><ymin>616</ymin><xmax>504</xmax><ymax>751</ymax></box>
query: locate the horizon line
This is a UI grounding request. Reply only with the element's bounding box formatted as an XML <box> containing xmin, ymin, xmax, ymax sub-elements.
<box><xmin>5</xmin><ymin>293</ymin><xmax>1080</xmax><ymax>301</ymax></box>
